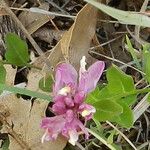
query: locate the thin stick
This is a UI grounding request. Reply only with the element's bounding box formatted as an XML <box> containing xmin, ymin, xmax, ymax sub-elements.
<box><xmin>30</xmin><ymin>7</ymin><xmax>75</xmax><ymax>19</ymax></box>
<box><xmin>45</xmin><ymin>0</ymin><xmax>70</xmax><ymax>15</ymax></box>
<box><xmin>4</xmin><ymin>7</ymin><xmax>76</xmax><ymax>19</ymax></box>
<box><xmin>1</xmin><ymin>1</ymin><xmax>43</xmax><ymax>55</ymax></box>
<box><xmin>0</xmin><ymin>113</ymin><xmax>31</xmax><ymax>150</ymax></box>
<box><xmin>106</xmin><ymin>121</ymin><xmax>137</xmax><ymax>150</ymax></box>
<box><xmin>89</xmin><ymin>35</ymin><xmax>123</xmax><ymax>53</ymax></box>
<box><xmin>134</xmin><ymin>0</ymin><xmax>149</xmax><ymax>47</ymax></box>
<box><xmin>87</xmin><ymin>128</ymin><xmax>117</xmax><ymax>150</ymax></box>
<box><xmin>76</xmin><ymin>142</ymin><xmax>85</xmax><ymax>150</ymax></box>
<box><xmin>126</xmin><ymin>25</ymin><xmax>146</xmax><ymax>45</ymax></box>
<box><xmin>1</xmin><ymin>0</ymin><xmax>52</xmax><ymax>70</ymax></box>
<box><xmin>89</xmin><ymin>50</ymin><xmax>145</xmax><ymax>75</ymax></box>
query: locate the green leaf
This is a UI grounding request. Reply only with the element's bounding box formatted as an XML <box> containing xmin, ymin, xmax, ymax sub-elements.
<box><xmin>126</xmin><ymin>35</ymin><xmax>141</xmax><ymax>70</ymax></box>
<box><xmin>86</xmin><ymin>86</ymin><xmax>101</xmax><ymax>104</ymax></box>
<box><xmin>5</xmin><ymin>33</ymin><xmax>29</xmax><ymax>66</ymax></box>
<box><xmin>0</xmin><ymin>65</ymin><xmax>6</xmax><ymax>94</ymax></box>
<box><xmin>143</xmin><ymin>44</ymin><xmax>150</xmax><ymax>83</ymax></box>
<box><xmin>107</xmin><ymin>130</ymin><xmax>117</xmax><ymax>144</ymax></box>
<box><xmin>113</xmin><ymin>100</ymin><xmax>133</xmax><ymax>128</ymax></box>
<box><xmin>147</xmin><ymin>94</ymin><xmax>150</xmax><ymax>103</ymax></box>
<box><xmin>86</xmin><ymin>84</ymin><xmax>117</xmax><ymax>105</ymax></box>
<box><xmin>84</xmin><ymin>0</ymin><xmax>150</xmax><ymax>27</ymax></box>
<box><xmin>39</xmin><ymin>75</ymin><xmax>53</xmax><ymax>92</ymax></box>
<box><xmin>94</xmin><ymin>100</ymin><xmax>123</xmax><ymax>121</ymax></box>
<box><xmin>86</xmin><ymin>65</ymin><xmax>135</xmax><ymax>128</ymax></box>
<box><xmin>106</xmin><ymin>65</ymin><xmax>136</xmax><ymax>105</ymax></box>
<box><xmin>93</xmin><ymin>118</ymin><xmax>103</xmax><ymax>131</ymax></box>
<box><xmin>87</xmin><ymin>128</ymin><xmax>121</xmax><ymax>150</ymax></box>
<box><xmin>86</xmin><ymin>65</ymin><xmax>136</xmax><ymax>105</ymax></box>
<box><xmin>2</xmin><ymin>137</ymin><xmax>10</xmax><ymax>150</ymax></box>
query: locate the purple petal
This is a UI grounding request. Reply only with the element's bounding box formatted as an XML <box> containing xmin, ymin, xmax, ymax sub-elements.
<box><xmin>52</xmin><ymin>99</ymin><xmax>67</xmax><ymax>115</ymax></box>
<box><xmin>66</xmin><ymin>109</ymin><xmax>74</xmax><ymax>122</ymax></box>
<box><xmin>64</xmin><ymin>97</ymin><xmax>74</xmax><ymax>107</ymax></box>
<box><xmin>78</xmin><ymin>61</ymin><xmax>105</xmax><ymax>94</ymax></box>
<box><xmin>62</xmin><ymin>118</ymin><xmax>89</xmax><ymax>143</ymax></box>
<box><xmin>41</xmin><ymin>129</ymin><xmax>58</xmax><ymax>142</ymax></box>
<box><xmin>74</xmin><ymin>91</ymin><xmax>85</xmax><ymax>104</ymax></box>
<box><xmin>77</xmin><ymin>119</ymin><xmax>89</xmax><ymax>139</ymax></box>
<box><xmin>68</xmin><ymin>129</ymin><xmax>79</xmax><ymax>145</ymax></box>
<box><xmin>79</xmin><ymin>103</ymin><xmax>96</xmax><ymax>120</ymax></box>
<box><xmin>41</xmin><ymin>115</ymin><xmax>66</xmax><ymax>142</ymax></box>
<box><xmin>54</xmin><ymin>63</ymin><xmax>78</xmax><ymax>95</ymax></box>
<box><xmin>53</xmin><ymin>69</ymin><xmax>62</xmax><ymax>95</ymax></box>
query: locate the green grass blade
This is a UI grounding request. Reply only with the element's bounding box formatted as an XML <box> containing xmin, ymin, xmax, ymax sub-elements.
<box><xmin>126</xmin><ymin>35</ymin><xmax>142</xmax><ymax>70</ymax></box>
<box><xmin>0</xmin><ymin>83</ymin><xmax>52</xmax><ymax>101</ymax></box>
<box><xmin>87</xmin><ymin>128</ymin><xmax>119</xmax><ymax>150</ymax></box>
<box><xmin>84</xmin><ymin>0</ymin><xmax>150</xmax><ymax>27</ymax></box>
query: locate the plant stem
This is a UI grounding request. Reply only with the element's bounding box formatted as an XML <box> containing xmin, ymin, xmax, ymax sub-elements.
<box><xmin>0</xmin><ymin>83</ymin><xmax>51</xmax><ymax>101</ymax></box>
<box><xmin>0</xmin><ymin>82</ymin><xmax>150</xmax><ymax>104</ymax></box>
<box><xmin>26</xmin><ymin>63</ymin><xmax>42</xmax><ymax>70</ymax></box>
<box><xmin>107</xmin><ymin>88</ymin><xmax>150</xmax><ymax>100</ymax></box>
<box><xmin>125</xmin><ymin>88</ymin><xmax>150</xmax><ymax>97</ymax></box>
<box><xmin>0</xmin><ymin>60</ymin><xmax>42</xmax><ymax>70</ymax></box>
<box><xmin>87</xmin><ymin>128</ymin><xmax>117</xmax><ymax>150</ymax></box>
<box><xmin>106</xmin><ymin>121</ymin><xmax>137</xmax><ymax>150</ymax></box>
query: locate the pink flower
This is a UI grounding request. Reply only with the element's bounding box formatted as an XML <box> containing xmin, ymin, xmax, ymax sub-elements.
<box><xmin>41</xmin><ymin>56</ymin><xmax>105</xmax><ymax>145</ymax></box>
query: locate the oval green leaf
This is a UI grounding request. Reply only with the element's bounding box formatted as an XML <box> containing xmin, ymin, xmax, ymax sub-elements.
<box><xmin>106</xmin><ymin>65</ymin><xmax>136</xmax><ymax>106</ymax></box>
<box><xmin>5</xmin><ymin>33</ymin><xmax>30</xmax><ymax>66</ymax></box>
<box><xmin>39</xmin><ymin>75</ymin><xmax>53</xmax><ymax>92</ymax></box>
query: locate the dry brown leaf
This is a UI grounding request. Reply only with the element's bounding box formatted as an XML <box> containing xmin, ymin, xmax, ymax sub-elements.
<box><xmin>0</xmin><ymin>95</ymin><xmax>66</xmax><ymax>150</ymax></box>
<box><xmin>33</xmin><ymin>28</ymin><xmax>64</xmax><ymax>44</ymax></box>
<box><xmin>0</xmin><ymin>64</ymin><xmax>66</xmax><ymax>149</ymax></box>
<box><xmin>4</xmin><ymin>65</ymin><xmax>17</xmax><ymax>86</ymax></box>
<box><xmin>27</xmin><ymin>51</ymin><xmax>51</xmax><ymax>92</ymax></box>
<box><xmin>44</xmin><ymin>3</ymin><xmax>98</xmax><ymax>72</ymax></box>
<box><xmin>0</xmin><ymin>8</ymin><xmax>8</xmax><ymax>16</ymax></box>
<box><xmin>0</xmin><ymin>2</ymin><xmax>103</xmax><ymax>150</ymax></box>
<box><xmin>18</xmin><ymin>2</ymin><xmax>54</xmax><ymax>34</ymax></box>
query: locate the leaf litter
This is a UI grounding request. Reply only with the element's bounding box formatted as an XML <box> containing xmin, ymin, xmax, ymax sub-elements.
<box><xmin>0</xmin><ymin>1</ymin><xmax>99</xmax><ymax>149</ymax></box>
<box><xmin>43</xmin><ymin>3</ymin><xmax>99</xmax><ymax>72</ymax></box>
<box><xmin>1</xmin><ymin>0</ymin><xmax>150</xmax><ymax>150</ymax></box>
<box><xmin>0</xmin><ymin>64</ymin><xmax>66</xmax><ymax>150</ymax></box>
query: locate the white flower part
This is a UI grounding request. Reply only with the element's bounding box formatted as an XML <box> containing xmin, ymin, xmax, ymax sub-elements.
<box><xmin>58</xmin><ymin>86</ymin><xmax>71</xmax><ymax>96</ymax></box>
<box><xmin>41</xmin><ymin>129</ymin><xmax>48</xmax><ymax>143</ymax></box>
<box><xmin>68</xmin><ymin>130</ymin><xmax>79</xmax><ymax>146</ymax></box>
<box><xmin>80</xmin><ymin>56</ymin><xmax>87</xmax><ymax>73</ymax></box>
<box><xmin>81</xmin><ymin>107</ymin><xmax>96</xmax><ymax>117</ymax></box>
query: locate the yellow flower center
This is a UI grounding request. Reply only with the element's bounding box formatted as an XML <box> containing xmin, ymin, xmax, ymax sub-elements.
<box><xmin>81</xmin><ymin>108</ymin><xmax>96</xmax><ymax>117</ymax></box>
<box><xmin>58</xmin><ymin>86</ymin><xmax>71</xmax><ymax>96</ymax></box>
<box><xmin>81</xmin><ymin>110</ymin><xmax>90</xmax><ymax>117</ymax></box>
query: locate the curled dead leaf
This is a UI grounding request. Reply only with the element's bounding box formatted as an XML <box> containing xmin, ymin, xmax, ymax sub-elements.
<box><xmin>4</xmin><ymin>65</ymin><xmax>17</xmax><ymax>86</ymax></box>
<box><xmin>43</xmin><ymin>3</ymin><xmax>98</xmax><ymax>72</ymax></box>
